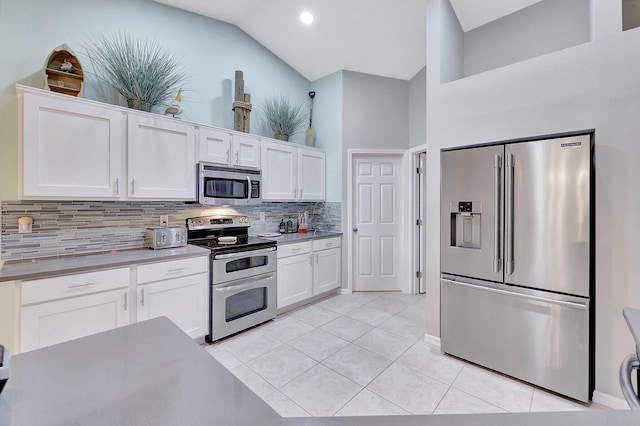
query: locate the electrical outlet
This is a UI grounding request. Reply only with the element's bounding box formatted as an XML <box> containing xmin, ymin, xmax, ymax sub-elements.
<box><xmin>160</xmin><ymin>215</ymin><xmax>169</xmax><ymax>226</ymax></box>
<box><xmin>259</xmin><ymin>212</ymin><xmax>266</xmax><ymax>221</ymax></box>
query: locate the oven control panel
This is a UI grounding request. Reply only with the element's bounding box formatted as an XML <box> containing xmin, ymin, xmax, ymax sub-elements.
<box><xmin>187</xmin><ymin>215</ymin><xmax>250</xmax><ymax>230</ymax></box>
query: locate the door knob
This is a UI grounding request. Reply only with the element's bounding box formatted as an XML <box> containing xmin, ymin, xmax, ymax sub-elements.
<box><xmin>353</xmin><ymin>227</ymin><xmax>358</xmax><ymax>232</ymax></box>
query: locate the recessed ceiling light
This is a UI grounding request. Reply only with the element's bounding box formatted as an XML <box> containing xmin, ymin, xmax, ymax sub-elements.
<box><xmin>300</xmin><ymin>11</ymin><xmax>314</xmax><ymax>25</ymax></box>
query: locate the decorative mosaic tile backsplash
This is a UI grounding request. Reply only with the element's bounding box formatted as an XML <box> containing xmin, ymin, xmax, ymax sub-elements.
<box><xmin>0</xmin><ymin>201</ymin><xmax>341</xmax><ymax>261</ymax></box>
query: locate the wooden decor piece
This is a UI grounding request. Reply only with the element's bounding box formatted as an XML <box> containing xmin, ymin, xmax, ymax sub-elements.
<box><xmin>43</xmin><ymin>44</ymin><xmax>84</xmax><ymax>97</ymax></box>
<box><xmin>232</xmin><ymin>70</ymin><xmax>252</xmax><ymax>133</ymax></box>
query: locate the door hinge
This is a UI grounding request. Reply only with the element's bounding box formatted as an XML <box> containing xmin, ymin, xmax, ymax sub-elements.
<box><xmin>416</xmin><ymin>219</ymin><xmax>423</xmax><ymax>226</ymax></box>
<box><xmin>416</xmin><ymin>271</ymin><xmax>423</xmax><ymax>278</ymax></box>
<box><xmin>416</xmin><ymin>167</ymin><xmax>423</xmax><ymax>174</ymax></box>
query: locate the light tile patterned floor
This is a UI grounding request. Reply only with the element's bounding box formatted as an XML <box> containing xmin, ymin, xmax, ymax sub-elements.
<box><xmin>204</xmin><ymin>292</ymin><xmax>602</xmax><ymax>417</ymax></box>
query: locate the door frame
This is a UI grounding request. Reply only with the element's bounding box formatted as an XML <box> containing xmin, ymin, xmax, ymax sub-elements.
<box><xmin>347</xmin><ymin>149</ymin><xmax>409</xmax><ymax>293</ymax></box>
<box><xmin>408</xmin><ymin>145</ymin><xmax>427</xmax><ymax>294</ymax></box>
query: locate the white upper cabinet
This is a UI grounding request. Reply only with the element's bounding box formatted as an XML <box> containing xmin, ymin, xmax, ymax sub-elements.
<box><xmin>198</xmin><ymin>127</ymin><xmax>260</xmax><ymax>169</ymax></box>
<box><xmin>261</xmin><ymin>141</ymin><xmax>298</xmax><ymax>200</ymax></box>
<box><xmin>298</xmin><ymin>147</ymin><xmax>326</xmax><ymax>201</ymax></box>
<box><xmin>127</xmin><ymin>113</ymin><xmax>196</xmax><ymax>200</ymax></box>
<box><xmin>261</xmin><ymin>140</ymin><xmax>325</xmax><ymax>202</ymax></box>
<box><xmin>19</xmin><ymin>87</ymin><xmax>124</xmax><ymax>199</ymax></box>
<box><xmin>232</xmin><ymin>133</ymin><xmax>261</xmax><ymax>169</ymax></box>
<box><xmin>198</xmin><ymin>127</ymin><xmax>231</xmax><ymax>165</ymax></box>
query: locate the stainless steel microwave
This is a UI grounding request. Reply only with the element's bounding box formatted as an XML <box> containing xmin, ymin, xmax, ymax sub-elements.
<box><xmin>197</xmin><ymin>163</ymin><xmax>262</xmax><ymax>206</ymax></box>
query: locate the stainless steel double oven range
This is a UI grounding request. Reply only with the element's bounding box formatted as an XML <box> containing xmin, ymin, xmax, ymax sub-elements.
<box><xmin>186</xmin><ymin>214</ymin><xmax>277</xmax><ymax>342</ymax></box>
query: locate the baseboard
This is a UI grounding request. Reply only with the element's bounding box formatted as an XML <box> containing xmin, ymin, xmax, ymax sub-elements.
<box><xmin>340</xmin><ymin>288</ymin><xmax>351</xmax><ymax>295</ymax></box>
<box><xmin>423</xmin><ymin>333</ymin><xmax>441</xmax><ymax>349</ymax></box>
<box><xmin>592</xmin><ymin>390</ymin><xmax>629</xmax><ymax>410</ymax></box>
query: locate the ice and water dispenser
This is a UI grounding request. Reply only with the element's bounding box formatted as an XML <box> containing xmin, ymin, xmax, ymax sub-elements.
<box><xmin>449</xmin><ymin>201</ymin><xmax>481</xmax><ymax>250</ymax></box>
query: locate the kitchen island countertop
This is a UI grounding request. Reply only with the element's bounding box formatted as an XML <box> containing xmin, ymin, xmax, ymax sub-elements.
<box><xmin>0</xmin><ymin>316</ymin><xmax>637</xmax><ymax>426</ymax></box>
<box><xmin>0</xmin><ymin>245</ymin><xmax>211</xmax><ymax>282</ymax></box>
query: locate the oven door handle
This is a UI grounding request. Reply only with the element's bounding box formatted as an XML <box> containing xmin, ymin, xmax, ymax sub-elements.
<box><xmin>214</xmin><ymin>275</ymin><xmax>274</xmax><ymax>293</ymax></box>
<box><xmin>213</xmin><ymin>247</ymin><xmax>276</xmax><ymax>260</ymax></box>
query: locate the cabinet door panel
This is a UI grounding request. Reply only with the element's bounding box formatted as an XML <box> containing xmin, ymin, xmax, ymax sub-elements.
<box><xmin>298</xmin><ymin>149</ymin><xmax>326</xmax><ymax>201</ymax></box>
<box><xmin>21</xmin><ymin>91</ymin><xmax>123</xmax><ymax>198</ymax></box>
<box><xmin>313</xmin><ymin>247</ymin><xmax>341</xmax><ymax>294</ymax></box>
<box><xmin>20</xmin><ymin>289</ymin><xmax>129</xmax><ymax>352</ymax></box>
<box><xmin>137</xmin><ymin>273</ymin><xmax>208</xmax><ymax>339</ymax></box>
<box><xmin>198</xmin><ymin>127</ymin><xmax>231</xmax><ymax>165</ymax></box>
<box><xmin>277</xmin><ymin>253</ymin><xmax>313</xmax><ymax>309</ymax></box>
<box><xmin>261</xmin><ymin>142</ymin><xmax>297</xmax><ymax>200</ymax></box>
<box><xmin>233</xmin><ymin>134</ymin><xmax>261</xmax><ymax>169</ymax></box>
<box><xmin>128</xmin><ymin>114</ymin><xmax>196</xmax><ymax>200</ymax></box>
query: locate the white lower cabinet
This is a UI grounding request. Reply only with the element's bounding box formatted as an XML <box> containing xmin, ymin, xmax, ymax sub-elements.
<box><xmin>277</xmin><ymin>242</ymin><xmax>313</xmax><ymax>309</ymax></box>
<box><xmin>277</xmin><ymin>237</ymin><xmax>342</xmax><ymax>310</ymax></box>
<box><xmin>20</xmin><ymin>268</ymin><xmax>130</xmax><ymax>352</ymax></box>
<box><xmin>18</xmin><ymin>255</ymin><xmax>210</xmax><ymax>353</ymax></box>
<box><xmin>135</xmin><ymin>256</ymin><xmax>209</xmax><ymax>339</ymax></box>
<box><xmin>313</xmin><ymin>247</ymin><xmax>341</xmax><ymax>294</ymax></box>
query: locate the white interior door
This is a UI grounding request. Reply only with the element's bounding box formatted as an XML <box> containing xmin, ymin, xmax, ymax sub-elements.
<box><xmin>352</xmin><ymin>154</ymin><xmax>404</xmax><ymax>291</ymax></box>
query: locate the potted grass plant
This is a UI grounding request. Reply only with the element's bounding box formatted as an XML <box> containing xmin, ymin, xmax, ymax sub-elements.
<box><xmin>83</xmin><ymin>31</ymin><xmax>187</xmax><ymax>112</ymax></box>
<box><xmin>260</xmin><ymin>96</ymin><xmax>307</xmax><ymax>141</ymax></box>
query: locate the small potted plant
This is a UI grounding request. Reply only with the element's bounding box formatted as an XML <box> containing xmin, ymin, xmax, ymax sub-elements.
<box><xmin>260</xmin><ymin>96</ymin><xmax>307</xmax><ymax>141</ymax></box>
<box><xmin>83</xmin><ymin>30</ymin><xmax>187</xmax><ymax>112</ymax></box>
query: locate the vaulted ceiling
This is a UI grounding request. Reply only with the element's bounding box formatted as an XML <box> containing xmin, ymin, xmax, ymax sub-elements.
<box><xmin>152</xmin><ymin>0</ymin><xmax>542</xmax><ymax>82</ymax></box>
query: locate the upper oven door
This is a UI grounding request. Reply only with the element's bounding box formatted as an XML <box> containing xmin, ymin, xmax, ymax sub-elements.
<box><xmin>212</xmin><ymin>246</ymin><xmax>277</xmax><ymax>283</ymax></box>
<box><xmin>198</xmin><ymin>164</ymin><xmax>261</xmax><ymax>206</ymax></box>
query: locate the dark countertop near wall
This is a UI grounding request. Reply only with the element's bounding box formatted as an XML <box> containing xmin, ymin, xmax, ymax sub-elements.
<box><xmin>0</xmin><ymin>245</ymin><xmax>210</xmax><ymax>282</ymax></box>
<box><xmin>254</xmin><ymin>231</ymin><xmax>342</xmax><ymax>245</ymax></box>
<box><xmin>0</xmin><ymin>317</ymin><xmax>638</xmax><ymax>426</ymax></box>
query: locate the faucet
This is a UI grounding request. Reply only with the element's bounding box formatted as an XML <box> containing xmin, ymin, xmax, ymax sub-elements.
<box><xmin>311</xmin><ymin>201</ymin><xmax>327</xmax><ymax>234</ymax></box>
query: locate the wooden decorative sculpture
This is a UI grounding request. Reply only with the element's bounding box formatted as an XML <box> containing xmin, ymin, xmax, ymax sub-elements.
<box><xmin>43</xmin><ymin>44</ymin><xmax>84</xmax><ymax>97</ymax></box>
<box><xmin>232</xmin><ymin>70</ymin><xmax>252</xmax><ymax>133</ymax></box>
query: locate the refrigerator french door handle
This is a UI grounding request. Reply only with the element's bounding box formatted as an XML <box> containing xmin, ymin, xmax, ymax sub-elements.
<box><xmin>440</xmin><ymin>278</ymin><xmax>587</xmax><ymax>310</ymax></box>
<box><xmin>493</xmin><ymin>155</ymin><xmax>502</xmax><ymax>273</ymax></box>
<box><xmin>505</xmin><ymin>153</ymin><xmax>514</xmax><ymax>275</ymax></box>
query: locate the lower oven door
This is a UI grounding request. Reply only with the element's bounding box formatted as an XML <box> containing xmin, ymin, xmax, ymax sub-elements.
<box><xmin>211</xmin><ymin>272</ymin><xmax>277</xmax><ymax>341</ymax></box>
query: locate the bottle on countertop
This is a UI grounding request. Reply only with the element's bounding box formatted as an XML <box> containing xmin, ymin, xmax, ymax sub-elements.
<box><xmin>279</xmin><ymin>219</ymin><xmax>286</xmax><ymax>233</ymax></box>
<box><xmin>286</xmin><ymin>217</ymin><xmax>293</xmax><ymax>233</ymax></box>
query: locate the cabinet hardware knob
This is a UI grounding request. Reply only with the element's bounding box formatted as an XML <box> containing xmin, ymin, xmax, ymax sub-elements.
<box><xmin>353</xmin><ymin>228</ymin><xmax>358</xmax><ymax>232</ymax></box>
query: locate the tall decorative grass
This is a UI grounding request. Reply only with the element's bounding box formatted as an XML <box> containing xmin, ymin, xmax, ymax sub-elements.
<box><xmin>260</xmin><ymin>96</ymin><xmax>307</xmax><ymax>141</ymax></box>
<box><xmin>84</xmin><ymin>31</ymin><xmax>187</xmax><ymax>110</ymax></box>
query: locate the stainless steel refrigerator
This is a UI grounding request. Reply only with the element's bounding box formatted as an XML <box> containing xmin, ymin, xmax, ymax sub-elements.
<box><xmin>440</xmin><ymin>132</ymin><xmax>594</xmax><ymax>402</ymax></box>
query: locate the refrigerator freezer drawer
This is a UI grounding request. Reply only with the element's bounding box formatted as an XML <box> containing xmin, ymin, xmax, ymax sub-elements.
<box><xmin>441</xmin><ymin>277</ymin><xmax>591</xmax><ymax>402</ymax></box>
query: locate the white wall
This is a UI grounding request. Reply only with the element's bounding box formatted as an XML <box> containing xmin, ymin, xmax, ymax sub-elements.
<box><xmin>425</xmin><ymin>0</ymin><xmax>640</xmax><ymax>399</ymax></box>
<box><xmin>409</xmin><ymin>67</ymin><xmax>427</xmax><ymax>148</ymax></box>
<box><xmin>463</xmin><ymin>0</ymin><xmax>592</xmax><ymax>77</ymax></box>
<box><xmin>340</xmin><ymin>71</ymin><xmax>410</xmax><ymax>289</ymax></box>
<box><xmin>0</xmin><ymin>0</ymin><xmax>312</xmax><ymax>200</ymax></box>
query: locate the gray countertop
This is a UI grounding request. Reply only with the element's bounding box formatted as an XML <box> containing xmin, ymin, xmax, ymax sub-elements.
<box><xmin>0</xmin><ymin>317</ymin><xmax>638</xmax><ymax>426</ymax></box>
<box><xmin>0</xmin><ymin>245</ymin><xmax>210</xmax><ymax>282</ymax></box>
<box><xmin>255</xmin><ymin>231</ymin><xmax>342</xmax><ymax>245</ymax></box>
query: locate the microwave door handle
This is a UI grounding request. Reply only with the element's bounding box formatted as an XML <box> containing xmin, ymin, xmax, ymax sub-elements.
<box><xmin>246</xmin><ymin>175</ymin><xmax>252</xmax><ymax>200</ymax></box>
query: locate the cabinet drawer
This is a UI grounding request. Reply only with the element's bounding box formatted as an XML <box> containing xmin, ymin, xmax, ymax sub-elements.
<box><xmin>137</xmin><ymin>256</ymin><xmax>208</xmax><ymax>284</ymax></box>
<box><xmin>312</xmin><ymin>236</ymin><xmax>341</xmax><ymax>251</ymax></box>
<box><xmin>21</xmin><ymin>267</ymin><xmax>130</xmax><ymax>305</ymax></box>
<box><xmin>277</xmin><ymin>241</ymin><xmax>312</xmax><ymax>258</ymax></box>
